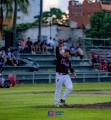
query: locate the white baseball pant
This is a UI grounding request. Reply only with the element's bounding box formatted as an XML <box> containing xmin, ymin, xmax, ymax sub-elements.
<box><xmin>0</xmin><ymin>78</ymin><xmax>5</xmax><ymax>86</ymax></box>
<box><xmin>54</xmin><ymin>72</ymin><xmax>73</xmax><ymax>105</ymax></box>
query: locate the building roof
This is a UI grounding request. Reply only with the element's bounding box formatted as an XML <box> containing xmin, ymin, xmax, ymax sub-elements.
<box><xmin>101</xmin><ymin>4</ymin><xmax>111</xmax><ymax>11</ymax></box>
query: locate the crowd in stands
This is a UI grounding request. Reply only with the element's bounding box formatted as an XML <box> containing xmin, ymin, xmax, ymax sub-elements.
<box><xmin>56</xmin><ymin>39</ymin><xmax>84</xmax><ymax>62</ymax></box>
<box><xmin>16</xmin><ymin>37</ymin><xmax>57</xmax><ymax>54</ymax></box>
<box><xmin>90</xmin><ymin>50</ymin><xmax>111</xmax><ymax>73</ymax></box>
<box><xmin>16</xmin><ymin>37</ymin><xmax>84</xmax><ymax>60</ymax></box>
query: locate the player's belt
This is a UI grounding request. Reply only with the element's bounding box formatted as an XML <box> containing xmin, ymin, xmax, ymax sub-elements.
<box><xmin>57</xmin><ymin>72</ymin><xmax>68</xmax><ymax>75</ymax></box>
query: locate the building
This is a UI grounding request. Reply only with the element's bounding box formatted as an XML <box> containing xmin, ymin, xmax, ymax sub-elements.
<box><xmin>17</xmin><ymin>0</ymin><xmax>40</xmax><ymax>24</ymax></box>
<box><xmin>68</xmin><ymin>0</ymin><xmax>111</xmax><ymax>29</ymax></box>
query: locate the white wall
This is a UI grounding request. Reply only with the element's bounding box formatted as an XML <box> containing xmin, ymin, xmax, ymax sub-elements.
<box><xmin>17</xmin><ymin>0</ymin><xmax>40</xmax><ymax>24</ymax></box>
<box><xmin>21</xmin><ymin>25</ymin><xmax>58</xmax><ymax>41</ymax></box>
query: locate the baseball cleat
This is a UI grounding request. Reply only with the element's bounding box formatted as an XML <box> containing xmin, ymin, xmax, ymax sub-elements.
<box><xmin>60</xmin><ymin>99</ymin><xmax>66</xmax><ymax>105</ymax></box>
<box><xmin>55</xmin><ymin>104</ymin><xmax>59</xmax><ymax>108</ymax></box>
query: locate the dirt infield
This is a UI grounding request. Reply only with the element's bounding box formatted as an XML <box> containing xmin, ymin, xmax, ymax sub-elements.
<box><xmin>36</xmin><ymin>102</ymin><xmax>111</xmax><ymax>109</ymax></box>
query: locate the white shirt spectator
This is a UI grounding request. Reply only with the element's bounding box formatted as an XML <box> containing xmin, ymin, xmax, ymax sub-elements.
<box><xmin>47</xmin><ymin>38</ymin><xmax>54</xmax><ymax>46</ymax></box>
<box><xmin>77</xmin><ymin>48</ymin><xmax>83</xmax><ymax>55</ymax></box>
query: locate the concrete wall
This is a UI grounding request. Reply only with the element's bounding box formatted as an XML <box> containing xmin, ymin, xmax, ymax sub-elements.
<box><xmin>71</xmin><ymin>28</ymin><xmax>84</xmax><ymax>41</ymax></box>
<box><xmin>20</xmin><ymin>25</ymin><xmax>84</xmax><ymax>42</ymax></box>
<box><xmin>57</xmin><ymin>27</ymin><xmax>71</xmax><ymax>40</ymax></box>
<box><xmin>21</xmin><ymin>25</ymin><xmax>58</xmax><ymax>41</ymax></box>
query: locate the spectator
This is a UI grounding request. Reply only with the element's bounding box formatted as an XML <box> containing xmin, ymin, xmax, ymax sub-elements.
<box><xmin>26</xmin><ymin>37</ymin><xmax>33</xmax><ymax>53</ymax></box>
<box><xmin>0</xmin><ymin>49</ymin><xmax>7</xmax><ymax>64</ymax></box>
<box><xmin>40</xmin><ymin>41</ymin><xmax>47</xmax><ymax>54</ymax></box>
<box><xmin>33</xmin><ymin>40</ymin><xmax>41</xmax><ymax>54</ymax></box>
<box><xmin>53</xmin><ymin>38</ymin><xmax>58</xmax><ymax>53</ymax></box>
<box><xmin>47</xmin><ymin>37</ymin><xmax>54</xmax><ymax>48</ymax></box>
<box><xmin>13</xmin><ymin>49</ymin><xmax>20</xmax><ymax>65</ymax></box>
<box><xmin>20</xmin><ymin>39</ymin><xmax>26</xmax><ymax>53</ymax></box>
<box><xmin>91</xmin><ymin>55</ymin><xmax>100</xmax><ymax>69</ymax></box>
<box><xmin>108</xmin><ymin>63</ymin><xmax>111</xmax><ymax>76</ymax></box>
<box><xmin>76</xmin><ymin>45</ymin><xmax>84</xmax><ymax>62</ymax></box>
<box><xmin>0</xmin><ymin>53</ymin><xmax>5</xmax><ymax>71</ymax></box>
<box><xmin>69</xmin><ymin>42</ymin><xmax>76</xmax><ymax>56</ymax></box>
<box><xmin>6</xmin><ymin>49</ymin><xmax>17</xmax><ymax>66</ymax></box>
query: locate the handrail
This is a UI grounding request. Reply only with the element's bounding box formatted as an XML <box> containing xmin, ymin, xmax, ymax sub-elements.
<box><xmin>3</xmin><ymin>71</ymin><xmax>111</xmax><ymax>84</ymax></box>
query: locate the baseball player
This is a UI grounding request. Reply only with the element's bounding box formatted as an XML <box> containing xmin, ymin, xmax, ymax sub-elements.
<box><xmin>55</xmin><ymin>49</ymin><xmax>76</xmax><ymax>107</ymax></box>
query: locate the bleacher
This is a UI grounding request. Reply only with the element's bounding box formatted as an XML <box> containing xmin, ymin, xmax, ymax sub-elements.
<box><xmin>3</xmin><ymin>53</ymin><xmax>111</xmax><ymax>84</ymax></box>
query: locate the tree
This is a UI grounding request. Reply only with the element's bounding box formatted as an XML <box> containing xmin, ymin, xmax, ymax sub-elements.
<box><xmin>0</xmin><ymin>0</ymin><xmax>30</xmax><ymax>44</ymax></box>
<box><xmin>0</xmin><ymin>0</ymin><xmax>3</xmax><ymax>40</ymax></box>
<box><xmin>38</xmin><ymin>0</ymin><xmax>43</xmax><ymax>41</ymax></box>
<box><xmin>35</xmin><ymin>8</ymin><xmax>69</xmax><ymax>25</ymax></box>
<box><xmin>13</xmin><ymin>0</ymin><xmax>30</xmax><ymax>46</ymax></box>
<box><xmin>86</xmin><ymin>11</ymin><xmax>111</xmax><ymax>38</ymax></box>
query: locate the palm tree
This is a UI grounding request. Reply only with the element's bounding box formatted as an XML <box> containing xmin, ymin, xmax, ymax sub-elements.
<box><xmin>0</xmin><ymin>0</ymin><xmax>30</xmax><ymax>44</ymax></box>
<box><xmin>13</xmin><ymin>0</ymin><xmax>30</xmax><ymax>46</ymax></box>
<box><xmin>38</xmin><ymin>0</ymin><xmax>43</xmax><ymax>41</ymax></box>
<box><xmin>0</xmin><ymin>0</ymin><xmax>3</xmax><ymax>40</ymax></box>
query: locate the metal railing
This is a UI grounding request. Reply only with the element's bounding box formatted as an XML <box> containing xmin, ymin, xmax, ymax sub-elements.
<box><xmin>3</xmin><ymin>70</ymin><xmax>111</xmax><ymax>84</ymax></box>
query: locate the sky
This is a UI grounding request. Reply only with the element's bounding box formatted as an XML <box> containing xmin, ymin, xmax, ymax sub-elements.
<box><xmin>44</xmin><ymin>0</ymin><xmax>83</xmax><ymax>12</ymax></box>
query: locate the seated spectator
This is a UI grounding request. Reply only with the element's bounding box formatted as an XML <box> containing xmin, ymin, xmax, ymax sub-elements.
<box><xmin>6</xmin><ymin>49</ymin><xmax>17</xmax><ymax>66</ymax></box>
<box><xmin>108</xmin><ymin>63</ymin><xmax>111</xmax><ymax>76</ymax></box>
<box><xmin>91</xmin><ymin>55</ymin><xmax>100</xmax><ymax>69</ymax></box>
<box><xmin>26</xmin><ymin>37</ymin><xmax>33</xmax><ymax>53</ymax></box>
<box><xmin>13</xmin><ymin>49</ymin><xmax>20</xmax><ymax>65</ymax></box>
<box><xmin>47</xmin><ymin>37</ymin><xmax>54</xmax><ymax>47</ymax></box>
<box><xmin>19</xmin><ymin>39</ymin><xmax>26</xmax><ymax>53</ymax></box>
<box><xmin>76</xmin><ymin>46</ymin><xmax>84</xmax><ymax>62</ymax></box>
<box><xmin>31</xmin><ymin>47</ymin><xmax>36</xmax><ymax>55</ymax></box>
<box><xmin>40</xmin><ymin>41</ymin><xmax>47</xmax><ymax>54</ymax></box>
<box><xmin>33</xmin><ymin>40</ymin><xmax>41</xmax><ymax>54</ymax></box>
<box><xmin>0</xmin><ymin>53</ymin><xmax>5</xmax><ymax>69</ymax></box>
<box><xmin>69</xmin><ymin>42</ymin><xmax>76</xmax><ymax>56</ymax></box>
<box><xmin>0</xmin><ymin>49</ymin><xmax>7</xmax><ymax>64</ymax></box>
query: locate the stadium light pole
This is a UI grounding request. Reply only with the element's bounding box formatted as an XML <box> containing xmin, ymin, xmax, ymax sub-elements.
<box><xmin>38</xmin><ymin>0</ymin><xmax>43</xmax><ymax>41</ymax></box>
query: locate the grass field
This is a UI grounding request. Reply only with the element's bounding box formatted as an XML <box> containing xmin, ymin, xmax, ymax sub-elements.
<box><xmin>0</xmin><ymin>83</ymin><xmax>111</xmax><ymax>120</ymax></box>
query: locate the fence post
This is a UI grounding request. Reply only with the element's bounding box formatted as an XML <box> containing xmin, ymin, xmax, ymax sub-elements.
<box><xmin>48</xmin><ymin>69</ymin><xmax>52</xmax><ymax>84</ymax></box>
<box><xmin>83</xmin><ymin>73</ymin><xmax>85</xmax><ymax>83</ymax></box>
<box><xmin>32</xmin><ymin>72</ymin><xmax>35</xmax><ymax>84</ymax></box>
<box><xmin>98</xmin><ymin>73</ymin><xmax>100</xmax><ymax>82</ymax></box>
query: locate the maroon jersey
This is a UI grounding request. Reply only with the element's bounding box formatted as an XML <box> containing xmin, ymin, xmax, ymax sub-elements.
<box><xmin>56</xmin><ymin>54</ymin><xmax>72</xmax><ymax>74</ymax></box>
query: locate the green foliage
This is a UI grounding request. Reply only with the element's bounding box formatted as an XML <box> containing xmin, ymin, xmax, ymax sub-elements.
<box><xmin>86</xmin><ymin>11</ymin><xmax>111</xmax><ymax>39</ymax></box>
<box><xmin>3</xmin><ymin>22</ymin><xmax>38</xmax><ymax>32</ymax></box>
<box><xmin>35</xmin><ymin>7</ymin><xmax>69</xmax><ymax>25</ymax></box>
